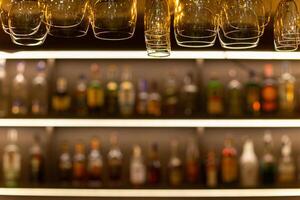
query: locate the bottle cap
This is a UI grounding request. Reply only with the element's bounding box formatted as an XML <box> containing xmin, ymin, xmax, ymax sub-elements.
<box><xmin>36</xmin><ymin>61</ymin><xmax>46</xmax><ymax>72</ymax></box>
<box><xmin>7</xmin><ymin>129</ymin><xmax>18</xmax><ymax>142</ymax></box>
<box><xmin>17</xmin><ymin>62</ymin><xmax>25</xmax><ymax>73</ymax></box>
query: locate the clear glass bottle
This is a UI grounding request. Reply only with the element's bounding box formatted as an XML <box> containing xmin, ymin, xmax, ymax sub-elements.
<box><xmin>136</xmin><ymin>79</ymin><xmax>148</xmax><ymax>116</ymax></box>
<box><xmin>221</xmin><ymin>137</ymin><xmax>238</xmax><ymax>185</ymax></box>
<box><xmin>107</xmin><ymin>134</ymin><xmax>123</xmax><ymax>184</ymax></box>
<box><xmin>31</xmin><ymin>61</ymin><xmax>48</xmax><ymax>115</ymax></box>
<box><xmin>206</xmin><ymin>73</ymin><xmax>224</xmax><ymax>116</ymax></box>
<box><xmin>147</xmin><ymin>81</ymin><xmax>162</xmax><ymax>117</ymax></box>
<box><xmin>181</xmin><ymin>72</ymin><xmax>198</xmax><ymax>116</ymax></box>
<box><xmin>29</xmin><ymin>134</ymin><xmax>44</xmax><ymax>184</ymax></box>
<box><xmin>168</xmin><ymin>140</ymin><xmax>183</xmax><ymax>187</ymax></box>
<box><xmin>118</xmin><ymin>67</ymin><xmax>135</xmax><ymax>117</ymax></box>
<box><xmin>206</xmin><ymin>149</ymin><xmax>218</xmax><ymax>188</ymax></box>
<box><xmin>227</xmin><ymin>69</ymin><xmax>243</xmax><ymax>117</ymax></box>
<box><xmin>130</xmin><ymin>145</ymin><xmax>146</xmax><ymax>186</ymax></box>
<box><xmin>58</xmin><ymin>142</ymin><xmax>72</xmax><ymax>183</ymax></box>
<box><xmin>87</xmin><ymin>63</ymin><xmax>104</xmax><ymax>114</ymax></box>
<box><xmin>278</xmin><ymin>62</ymin><xmax>296</xmax><ymax>115</ymax></box>
<box><xmin>245</xmin><ymin>70</ymin><xmax>261</xmax><ymax>116</ymax></box>
<box><xmin>105</xmin><ymin>65</ymin><xmax>119</xmax><ymax>116</ymax></box>
<box><xmin>0</xmin><ymin>59</ymin><xmax>8</xmax><ymax>117</ymax></box>
<box><xmin>3</xmin><ymin>129</ymin><xmax>21</xmax><ymax>187</ymax></box>
<box><xmin>75</xmin><ymin>74</ymin><xmax>88</xmax><ymax>116</ymax></box>
<box><xmin>185</xmin><ymin>139</ymin><xmax>199</xmax><ymax>184</ymax></box>
<box><xmin>51</xmin><ymin>77</ymin><xmax>71</xmax><ymax>114</ymax></box>
<box><xmin>147</xmin><ymin>142</ymin><xmax>161</xmax><ymax>185</ymax></box>
<box><xmin>87</xmin><ymin>137</ymin><xmax>103</xmax><ymax>186</ymax></box>
<box><xmin>73</xmin><ymin>142</ymin><xmax>86</xmax><ymax>185</ymax></box>
<box><xmin>240</xmin><ymin>139</ymin><xmax>258</xmax><ymax>187</ymax></box>
<box><xmin>11</xmin><ymin>62</ymin><xmax>28</xmax><ymax>115</ymax></box>
<box><xmin>163</xmin><ymin>72</ymin><xmax>179</xmax><ymax>116</ymax></box>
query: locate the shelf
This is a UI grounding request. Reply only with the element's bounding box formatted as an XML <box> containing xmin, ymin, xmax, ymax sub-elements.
<box><xmin>0</xmin><ymin>119</ymin><xmax>299</xmax><ymax>128</ymax></box>
<box><xmin>0</xmin><ymin>188</ymin><xmax>299</xmax><ymax>197</ymax></box>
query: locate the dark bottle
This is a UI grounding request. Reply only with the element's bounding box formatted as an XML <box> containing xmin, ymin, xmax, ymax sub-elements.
<box><xmin>87</xmin><ymin>137</ymin><xmax>103</xmax><ymax>186</ymax></box>
<box><xmin>75</xmin><ymin>74</ymin><xmax>88</xmax><ymax>116</ymax></box>
<box><xmin>181</xmin><ymin>72</ymin><xmax>198</xmax><ymax>116</ymax></box>
<box><xmin>105</xmin><ymin>65</ymin><xmax>119</xmax><ymax>116</ymax></box>
<box><xmin>185</xmin><ymin>139</ymin><xmax>200</xmax><ymax>184</ymax></box>
<box><xmin>147</xmin><ymin>143</ymin><xmax>161</xmax><ymax>185</ymax></box>
<box><xmin>163</xmin><ymin>72</ymin><xmax>179</xmax><ymax>116</ymax></box>
<box><xmin>221</xmin><ymin>137</ymin><xmax>238</xmax><ymax>186</ymax></box>
<box><xmin>52</xmin><ymin>77</ymin><xmax>71</xmax><ymax>114</ymax></box>
<box><xmin>206</xmin><ymin>149</ymin><xmax>218</xmax><ymax>188</ymax></box>
<box><xmin>136</xmin><ymin>79</ymin><xmax>148</xmax><ymax>116</ymax></box>
<box><xmin>260</xmin><ymin>131</ymin><xmax>276</xmax><ymax>185</ymax></box>
<box><xmin>261</xmin><ymin>64</ymin><xmax>278</xmax><ymax>114</ymax></box>
<box><xmin>206</xmin><ymin>73</ymin><xmax>224</xmax><ymax>116</ymax></box>
<box><xmin>58</xmin><ymin>142</ymin><xmax>72</xmax><ymax>183</ymax></box>
<box><xmin>168</xmin><ymin>140</ymin><xmax>183</xmax><ymax>186</ymax></box>
<box><xmin>147</xmin><ymin>81</ymin><xmax>162</xmax><ymax>117</ymax></box>
<box><xmin>87</xmin><ymin>64</ymin><xmax>104</xmax><ymax>114</ymax></box>
<box><xmin>245</xmin><ymin>70</ymin><xmax>261</xmax><ymax>116</ymax></box>
<box><xmin>107</xmin><ymin>134</ymin><xmax>123</xmax><ymax>184</ymax></box>
<box><xmin>73</xmin><ymin>142</ymin><xmax>86</xmax><ymax>185</ymax></box>
<box><xmin>29</xmin><ymin>134</ymin><xmax>44</xmax><ymax>184</ymax></box>
<box><xmin>227</xmin><ymin>69</ymin><xmax>243</xmax><ymax>117</ymax></box>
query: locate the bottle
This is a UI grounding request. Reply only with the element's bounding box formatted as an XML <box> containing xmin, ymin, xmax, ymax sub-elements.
<box><xmin>278</xmin><ymin>135</ymin><xmax>296</xmax><ymax>184</ymax></box>
<box><xmin>75</xmin><ymin>74</ymin><xmax>88</xmax><ymax>116</ymax></box>
<box><xmin>105</xmin><ymin>65</ymin><xmax>119</xmax><ymax>116</ymax></box>
<box><xmin>0</xmin><ymin>59</ymin><xmax>8</xmax><ymax>117</ymax></box>
<box><xmin>261</xmin><ymin>64</ymin><xmax>278</xmax><ymax>114</ymax></box>
<box><xmin>147</xmin><ymin>143</ymin><xmax>161</xmax><ymax>185</ymax></box>
<box><xmin>227</xmin><ymin>69</ymin><xmax>243</xmax><ymax>116</ymax></box>
<box><xmin>107</xmin><ymin>134</ymin><xmax>123</xmax><ymax>184</ymax></box>
<box><xmin>58</xmin><ymin>142</ymin><xmax>72</xmax><ymax>183</ymax></box>
<box><xmin>11</xmin><ymin>62</ymin><xmax>28</xmax><ymax>115</ymax></box>
<box><xmin>221</xmin><ymin>137</ymin><xmax>238</xmax><ymax>185</ymax></box>
<box><xmin>163</xmin><ymin>72</ymin><xmax>179</xmax><ymax>116</ymax></box>
<box><xmin>3</xmin><ymin>129</ymin><xmax>21</xmax><ymax>187</ymax></box>
<box><xmin>136</xmin><ymin>79</ymin><xmax>148</xmax><ymax>116</ymax></box>
<box><xmin>87</xmin><ymin>64</ymin><xmax>104</xmax><ymax>114</ymax></box>
<box><xmin>31</xmin><ymin>61</ymin><xmax>48</xmax><ymax>115</ymax></box>
<box><xmin>206</xmin><ymin>73</ymin><xmax>224</xmax><ymax>116</ymax></box>
<box><xmin>185</xmin><ymin>139</ymin><xmax>199</xmax><ymax>184</ymax></box>
<box><xmin>147</xmin><ymin>81</ymin><xmax>162</xmax><ymax>117</ymax></box>
<box><xmin>130</xmin><ymin>145</ymin><xmax>146</xmax><ymax>186</ymax></box>
<box><xmin>206</xmin><ymin>149</ymin><xmax>218</xmax><ymax>188</ymax></box>
<box><xmin>29</xmin><ymin>134</ymin><xmax>44</xmax><ymax>184</ymax></box>
<box><xmin>278</xmin><ymin>62</ymin><xmax>296</xmax><ymax>115</ymax></box>
<box><xmin>87</xmin><ymin>137</ymin><xmax>103</xmax><ymax>186</ymax></box>
<box><xmin>260</xmin><ymin>131</ymin><xmax>276</xmax><ymax>185</ymax></box>
<box><xmin>51</xmin><ymin>77</ymin><xmax>71</xmax><ymax>114</ymax></box>
<box><xmin>181</xmin><ymin>72</ymin><xmax>198</xmax><ymax>116</ymax></box>
<box><xmin>245</xmin><ymin>70</ymin><xmax>261</xmax><ymax>116</ymax></box>
<box><xmin>240</xmin><ymin>139</ymin><xmax>258</xmax><ymax>187</ymax></box>
<box><xmin>168</xmin><ymin>140</ymin><xmax>183</xmax><ymax>186</ymax></box>
<box><xmin>73</xmin><ymin>142</ymin><xmax>86</xmax><ymax>185</ymax></box>
<box><xmin>118</xmin><ymin>67</ymin><xmax>135</xmax><ymax>117</ymax></box>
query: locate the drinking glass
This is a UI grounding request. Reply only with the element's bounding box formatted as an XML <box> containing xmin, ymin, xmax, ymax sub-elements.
<box><xmin>0</xmin><ymin>0</ymin><xmax>13</xmax><ymax>34</ymax></box>
<box><xmin>44</xmin><ymin>0</ymin><xmax>89</xmax><ymax>38</ymax></box>
<box><xmin>8</xmin><ymin>0</ymin><xmax>48</xmax><ymax>46</ymax></box>
<box><xmin>91</xmin><ymin>0</ymin><xmax>137</xmax><ymax>40</ymax></box>
<box><xmin>144</xmin><ymin>0</ymin><xmax>171</xmax><ymax>57</ymax></box>
<box><xmin>174</xmin><ymin>0</ymin><xmax>218</xmax><ymax>48</ymax></box>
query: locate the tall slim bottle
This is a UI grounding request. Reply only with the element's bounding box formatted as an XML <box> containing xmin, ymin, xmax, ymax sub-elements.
<box><xmin>119</xmin><ymin>67</ymin><xmax>135</xmax><ymax>117</ymax></box>
<box><xmin>168</xmin><ymin>140</ymin><xmax>183</xmax><ymax>186</ymax></box>
<box><xmin>147</xmin><ymin>143</ymin><xmax>161</xmax><ymax>185</ymax></box>
<box><xmin>0</xmin><ymin>59</ymin><xmax>8</xmax><ymax>117</ymax></box>
<box><xmin>11</xmin><ymin>62</ymin><xmax>28</xmax><ymax>115</ymax></box>
<box><xmin>58</xmin><ymin>142</ymin><xmax>72</xmax><ymax>184</ymax></box>
<box><xmin>206</xmin><ymin>149</ymin><xmax>218</xmax><ymax>188</ymax></box>
<box><xmin>29</xmin><ymin>134</ymin><xmax>44</xmax><ymax>184</ymax></box>
<box><xmin>107</xmin><ymin>134</ymin><xmax>123</xmax><ymax>185</ymax></box>
<box><xmin>206</xmin><ymin>73</ymin><xmax>224</xmax><ymax>116</ymax></box>
<box><xmin>147</xmin><ymin>81</ymin><xmax>162</xmax><ymax>117</ymax></box>
<box><xmin>105</xmin><ymin>65</ymin><xmax>119</xmax><ymax>116</ymax></box>
<box><xmin>245</xmin><ymin>70</ymin><xmax>261</xmax><ymax>116</ymax></box>
<box><xmin>87</xmin><ymin>137</ymin><xmax>103</xmax><ymax>186</ymax></box>
<box><xmin>185</xmin><ymin>139</ymin><xmax>200</xmax><ymax>184</ymax></box>
<box><xmin>163</xmin><ymin>72</ymin><xmax>179</xmax><ymax>116</ymax></box>
<box><xmin>227</xmin><ymin>69</ymin><xmax>243</xmax><ymax>116</ymax></box>
<box><xmin>136</xmin><ymin>79</ymin><xmax>148</xmax><ymax>116</ymax></box>
<box><xmin>181</xmin><ymin>72</ymin><xmax>198</xmax><ymax>116</ymax></box>
<box><xmin>73</xmin><ymin>142</ymin><xmax>86</xmax><ymax>186</ymax></box>
<box><xmin>130</xmin><ymin>145</ymin><xmax>146</xmax><ymax>187</ymax></box>
<box><xmin>75</xmin><ymin>74</ymin><xmax>88</xmax><ymax>116</ymax></box>
<box><xmin>31</xmin><ymin>61</ymin><xmax>48</xmax><ymax>115</ymax></box>
<box><xmin>3</xmin><ymin>129</ymin><xmax>21</xmax><ymax>187</ymax></box>
<box><xmin>51</xmin><ymin>77</ymin><xmax>71</xmax><ymax>114</ymax></box>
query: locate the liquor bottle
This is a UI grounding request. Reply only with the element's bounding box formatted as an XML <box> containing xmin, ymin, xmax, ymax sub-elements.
<box><xmin>107</xmin><ymin>134</ymin><xmax>123</xmax><ymax>184</ymax></box>
<box><xmin>51</xmin><ymin>77</ymin><xmax>71</xmax><ymax>114</ymax></box>
<box><xmin>58</xmin><ymin>142</ymin><xmax>72</xmax><ymax>183</ymax></box>
<box><xmin>130</xmin><ymin>145</ymin><xmax>146</xmax><ymax>186</ymax></box>
<box><xmin>227</xmin><ymin>69</ymin><xmax>243</xmax><ymax>117</ymax></box>
<box><xmin>73</xmin><ymin>142</ymin><xmax>86</xmax><ymax>185</ymax></box>
<box><xmin>136</xmin><ymin>79</ymin><xmax>148</xmax><ymax>116</ymax></box>
<box><xmin>147</xmin><ymin>142</ymin><xmax>161</xmax><ymax>185</ymax></box>
<box><xmin>278</xmin><ymin>62</ymin><xmax>296</xmax><ymax>115</ymax></box>
<box><xmin>168</xmin><ymin>140</ymin><xmax>183</xmax><ymax>186</ymax></box>
<box><xmin>0</xmin><ymin>59</ymin><xmax>8</xmax><ymax>117</ymax></box>
<box><xmin>29</xmin><ymin>134</ymin><xmax>44</xmax><ymax>184</ymax></box>
<box><xmin>163</xmin><ymin>72</ymin><xmax>179</xmax><ymax>116</ymax></box>
<box><xmin>75</xmin><ymin>74</ymin><xmax>88</xmax><ymax>116</ymax></box>
<box><xmin>260</xmin><ymin>131</ymin><xmax>276</xmax><ymax>185</ymax></box>
<box><xmin>31</xmin><ymin>61</ymin><xmax>48</xmax><ymax>115</ymax></box>
<box><xmin>240</xmin><ymin>139</ymin><xmax>258</xmax><ymax>187</ymax></box>
<box><xmin>11</xmin><ymin>62</ymin><xmax>28</xmax><ymax>115</ymax></box>
<box><xmin>3</xmin><ymin>129</ymin><xmax>21</xmax><ymax>187</ymax></box>
<box><xmin>119</xmin><ymin>67</ymin><xmax>135</xmax><ymax>117</ymax></box>
<box><xmin>147</xmin><ymin>81</ymin><xmax>162</xmax><ymax>117</ymax></box>
<box><xmin>221</xmin><ymin>137</ymin><xmax>238</xmax><ymax>185</ymax></box>
<box><xmin>278</xmin><ymin>135</ymin><xmax>296</xmax><ymax>184</ymax></box>
<box><xmin>181</xmin><ymin>72</ymin><xmax>198</xmax><ymax>116</ymax></box>
<box><xmin>87</xmin><ymin>64</ymin><xmax>104</xmax><ymax>114</ymax></box>
<box><xmin>87</xmin><ymin>137</ymin><xmax>103</xmax><ymax>186</ymax></box>
<box><xmin>206</xmin><ymin>149</ymin><xmax>218</xmax><ymax>188</ymax></box>
<box><xmin>105</xmin><ymin>65</ymin><xmax>119</xmax><ymax>116</ymax></box>
<box><xmin>245</xmin><ymin>70</ymin><xmax>261</xmax><ymax>116</ymax></box>
<box><xmin>261</xmin><ymin>64</ymin><xmax>278</xmax><ymax>114</ymax></box>
<box><xmin>185</xmin><ymin>139</ymin><xmax>199</xmax><ymax>184</ymax></box>
<box><xmin>206</xmin><ymin>73</ymin><xmax>224</xmax><ymax>116</ymax></box>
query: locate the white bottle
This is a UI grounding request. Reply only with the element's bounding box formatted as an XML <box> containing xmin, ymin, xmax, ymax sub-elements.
<box><xmin>240</xmin><ymin>139</ymin><xmax>258</xmax><ymax>187</ymax></box>
<box><xmin>130</xmin><ymin>145</ymin><xmax>146</xmax><ymax>186</ymax></box>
